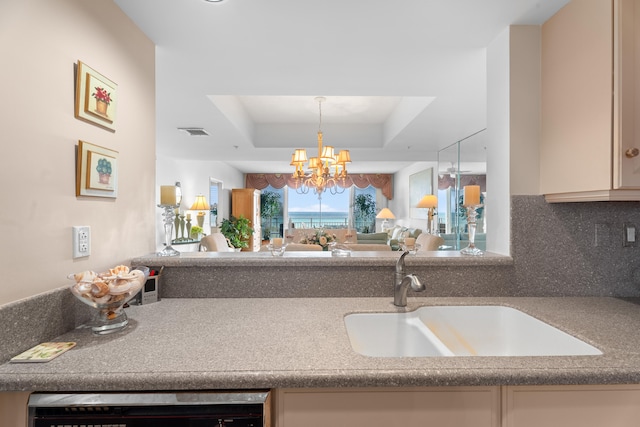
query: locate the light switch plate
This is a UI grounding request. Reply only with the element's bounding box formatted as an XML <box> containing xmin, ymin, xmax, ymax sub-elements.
<box><xmin>623</xmin><ymin>223</ymin><xmax>636</xmax><ymax>247</ymax></box>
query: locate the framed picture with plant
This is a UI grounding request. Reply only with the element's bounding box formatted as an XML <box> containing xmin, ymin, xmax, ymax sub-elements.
<box><xmin>76</xmin><ymin>140</ymin><xmax>119</xmax><ymax>198</ymax></box>
<box><xmin>74</xmin><ymin>60</ymin><xmax>118</xmax><ymax>132</ymax></box>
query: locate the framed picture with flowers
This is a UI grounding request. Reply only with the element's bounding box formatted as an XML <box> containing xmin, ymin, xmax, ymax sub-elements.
<box><xmin>76</xmin><ymin>140</ymin><xmax>119</xmax><ymax>198</ymax></box>
<box><xmin>74</xmin><ymin>61</ymin><xmax>118</xmax><ymax>132</ymax></box>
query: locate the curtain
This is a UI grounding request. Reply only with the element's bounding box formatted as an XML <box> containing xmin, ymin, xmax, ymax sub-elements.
<box><xmin>245</xmin><ymin>173</ymin><xmax>394</xmax><ymax>200</ymax></box>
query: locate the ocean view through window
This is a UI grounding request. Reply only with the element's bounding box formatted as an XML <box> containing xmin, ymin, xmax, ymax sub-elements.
<box><xmin>259</xmin><ymin>185</ymin><xmax>378</xmax><ymax>238</ymax></box>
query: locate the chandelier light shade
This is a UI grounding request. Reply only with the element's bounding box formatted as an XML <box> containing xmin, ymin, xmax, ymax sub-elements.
<box><xmin>291</xmin><ymin>97</ymin><xmax>352</xmax><ymax>196</ymax></box>
<box><xmin>189</xmin><ymin>195</ymin><xmax>210</xmax><ymax>228</ymax></box>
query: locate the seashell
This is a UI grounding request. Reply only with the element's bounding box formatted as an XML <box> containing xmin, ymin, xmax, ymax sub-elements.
<box><xmin>93</xmin><ymin>294</ymin><xmax>112</xmax><ymax>305</ymax></box>
<box><xmin>108</xmin><ymin>278</ymin><xmax>132</xmax><ymax>295</ymax></box>
<box><xmin>74</xmin><ymin>281</ymin><xmax>93</xmax><ymax>294</ymax></box>
<box><xmin>109</xmin><ymin>265</ymin><xmax>130</xmax><ymax>276</ymax></box>
<box><xmin>69</xmin><ymin>270</ymin><xmax>97</xmax><ymax>283</ymax></box>
<box><xmin>90</xmin><ymin>280</ymin><xmax>110</xmax><ymax>298</ymax></box>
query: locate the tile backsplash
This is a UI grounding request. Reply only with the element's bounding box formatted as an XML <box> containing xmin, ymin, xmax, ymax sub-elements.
<box><xmin>511</xmin><ymin>195</ymin><xmax>640</xmax><ymax>296</ymax></box>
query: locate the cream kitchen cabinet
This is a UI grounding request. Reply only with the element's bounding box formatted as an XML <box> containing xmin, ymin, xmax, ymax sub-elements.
<box><xmin>541</xmin><ymin>0</ymin><xmax>640</xmax><ymax>202</ymax></box>
<box><xmin>274</xmin><ymin>387</ymin><xmax>500</xmax><ymax>427</ymax></box>
<box><xmin>231</xmin><ymin>188</ymin><xmax>261</xmax><ymax>251</ymax></box>
<box><xmin>503</xmin><ymin>385</ymin><xmax>640</xmax><ymax>427</ymax></box>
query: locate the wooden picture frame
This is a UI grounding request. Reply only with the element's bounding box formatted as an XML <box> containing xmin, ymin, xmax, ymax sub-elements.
<box><xmin>410</xmin><ymin>168</ymin><xmax>433</xmax><ymax>219</ymax></box>
<box><xmin>76</xmin><ymin>140</ymin><xmax>118</xmax><ymax>198</ymax></box>
<box><xmin>75</xmin><ymin>61</ymin><xmax>118</xmax><ymax>132</ymax></box>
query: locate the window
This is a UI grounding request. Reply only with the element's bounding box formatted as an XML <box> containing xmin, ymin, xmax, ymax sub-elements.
<box><xmin>288</xmin><ymin>189</ymin><xmax>350</xmax><ymax>229</ymax></box>
<box><xmin>259</xmin><ymin>185</ymin><xmax>381</xmax><ymax>237</ymax></box>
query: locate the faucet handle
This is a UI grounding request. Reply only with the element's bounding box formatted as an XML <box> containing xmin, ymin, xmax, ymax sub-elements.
<box><xmin>396</xmin><ymin>251</ymin><xmax>409</xmax><ymax>273</ymax></box>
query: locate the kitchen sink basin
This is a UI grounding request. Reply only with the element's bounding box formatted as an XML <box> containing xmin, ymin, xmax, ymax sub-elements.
<box><xmin>344</xmin><ymin>305</ymin><xmax>602</xmax><ymax>357</ymax></box>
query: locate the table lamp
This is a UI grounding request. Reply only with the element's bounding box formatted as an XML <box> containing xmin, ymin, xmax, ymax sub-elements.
<box><xmin>417</xmin><ymin>194</ymin><xmax>438</xmax><ymax>234</ymax></box>
<box><xmin>189</xmin><ymin>195</ymin><xmax>210</xmax><ymax>228</ymax></box>
<box><xmin>376</xmin><ymin>208</ymin><xmax>396</xmax><ymax>231</ymax></box>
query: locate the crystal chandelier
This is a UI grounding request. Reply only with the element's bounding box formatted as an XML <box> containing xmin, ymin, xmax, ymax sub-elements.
<box><xmin>290</xmin><ymin>97</ymin><xmax>352</xmax><ymax>196</ymax></box>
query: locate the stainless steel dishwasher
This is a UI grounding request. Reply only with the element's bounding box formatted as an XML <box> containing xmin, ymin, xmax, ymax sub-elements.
<box><xmin>27</xmin><ymin>391</ymin><xmax>271</xmax><ymax>427</ymax></box>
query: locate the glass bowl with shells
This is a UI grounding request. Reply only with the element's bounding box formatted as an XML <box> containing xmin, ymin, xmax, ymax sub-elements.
<box><xmin>68</xmin><ymin>265</ymin><xmax>149</xmax><ymax>335</ymax></box>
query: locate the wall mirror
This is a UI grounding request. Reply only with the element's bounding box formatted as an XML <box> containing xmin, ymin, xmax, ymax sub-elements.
<box><xmin>209</xmin><ymin>178</ymin><xmax>223</xmax><ymax>228</ymax></box>
<box><xmin>437</xmin><ymin>129</ymin><xmax>487</xmax><ymax>251</ymax></box>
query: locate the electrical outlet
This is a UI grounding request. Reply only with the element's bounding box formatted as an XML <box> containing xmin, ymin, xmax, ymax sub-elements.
<box><xmin>72</xmin><ymin>226</ymin><xmax>91</xmax><ymax>258</ymax></box>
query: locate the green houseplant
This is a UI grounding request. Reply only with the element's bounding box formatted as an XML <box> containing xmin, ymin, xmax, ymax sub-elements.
<box><xmin>220</xmin><ymin>215</ymin><xmax>254</xmax><ymax>249</ymax></box>
<box><xmin>354</xmin><ymin>193</ymin><xmax>376</xmax><ymax>233</ymax></box>
<box><xmin>260</xmin><ymin>191</ymin><xmax>282</xmax><ymax>240</ymax></box>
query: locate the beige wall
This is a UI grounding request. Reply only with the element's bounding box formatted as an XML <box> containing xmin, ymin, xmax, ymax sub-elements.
<box><xmin>0</xmin><ymin>0</ymin><xmax>155</xmax><ymax>305</ymax></box>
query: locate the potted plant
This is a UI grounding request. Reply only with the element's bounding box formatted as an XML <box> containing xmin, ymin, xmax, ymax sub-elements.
<box><xmin>220</xmin><ymin>215</ymin><xmax>254</xmax><ymax>250</ymax></box>
<box><xmin>260</xmin><ymin>191</ymin><xmax>282</xmax><ymax>240</ymax></box>
<box><xmin>190</xmin><ymin>225</ymin><xmax>203</xmax><ymax>240</ymax></box>
<box><xmin>92</xmin><ymin>86</ymin><xmax>112</xmax><ymax>117</ymax></box>
<box><xmin>96</xmin><ymin>157</ymin><xmax>112</xmax><ymax>184</ymax></box>
<box><xmin>354</xmin><ymin>193</ymin><xmax>376</xmax><ymax>232</ymax></box>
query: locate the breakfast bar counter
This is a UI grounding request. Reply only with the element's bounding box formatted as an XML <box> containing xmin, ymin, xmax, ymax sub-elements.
<box><xmin>2</xmin><ymin>296</ymin><xmax>640</xmax><ymax>391</ymax></box>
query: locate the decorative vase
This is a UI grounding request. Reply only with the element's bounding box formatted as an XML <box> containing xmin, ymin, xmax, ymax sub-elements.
<box><xmin>98</xmin><ymin>173</ymin><xmax>110</xmax><ymax>184</ymax></box>
<box><xmin>95</xmin><ymin>100</ymin><xmax>108</xmax><ymax>116</ymax></box>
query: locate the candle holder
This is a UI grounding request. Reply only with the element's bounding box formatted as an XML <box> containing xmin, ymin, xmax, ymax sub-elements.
<box><xmin>186</xmin><ymin>217</ymin><xmax>192</xmax><ymax>240</ymax></box>
<box><xmin>461</xmin><ymin>204</ymin><xmax>484</xmax><ymax>256</ymax></box>
<box><xmin>174</xmin><ymin>211</ymin><xmax>180</xmax><ymax>240</ymax></box>
<box><xmin>427</xmin><ymin>207</ymin><xmax>438</xmax><ymax>235</ymax></box>
<box><xmin>158</xmin><ymin>204</ymin><xmax>180</xmax><ymax>257</ymax></box>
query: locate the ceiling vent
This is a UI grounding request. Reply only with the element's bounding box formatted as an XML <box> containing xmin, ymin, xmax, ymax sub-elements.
<box><xmin>178</xmin><ymin>127</ymin><xmax>210</xmax><ymax>136</ymax></box>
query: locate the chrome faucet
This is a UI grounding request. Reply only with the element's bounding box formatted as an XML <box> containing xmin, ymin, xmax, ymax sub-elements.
<box><xmin>394</xmin><ymin>251</ymin><xmax>425</xmax><ymax>307</ymax></box>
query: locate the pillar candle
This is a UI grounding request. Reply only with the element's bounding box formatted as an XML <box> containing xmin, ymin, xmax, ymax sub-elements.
<box><xmin>463</xmin><ymin>185</ymin><xmax>480</xmax><ymax>206</ymax></box>
<box><xmin>271</xmin><ymin>238</ymin><xmax>283</xmax><ymax>248</ymax></box>
<box><xmin>160</xmin><ymin>186</ymin><xmax>177</xmax><ymax>206</ymax></box>
<box><xmin>404</xmin><ymin>237</ymin><xmax>416</xmax><ymax>247</ymax></box>
<box><xmin>186</xmin><ymin>213</ymin><xmax>191</xmax><ymax>220</ymax></box>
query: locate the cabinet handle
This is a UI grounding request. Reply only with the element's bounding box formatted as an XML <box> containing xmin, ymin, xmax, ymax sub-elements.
<box><xmin>625</xmin><ymin>148</ymin><xmax>640</xmax><ymax>158</ymax></box>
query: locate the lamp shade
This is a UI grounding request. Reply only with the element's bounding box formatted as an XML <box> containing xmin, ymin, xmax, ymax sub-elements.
<box><xmin>292</xmin><ymin>149</ymin><xmax>308</xmax><ymax>163</ymax></box>
<box><xmin>376</xmin><ymin>207</ymin><xmax>396</xmax><ymax>219</ymax></box>
<box><xmin>189</xmin><ymin>195</ymin><xmax>210</xmax><ymax>211</ymax></box>
<box><xmin>417</xmin><ymin>195</ymin><xmax>438</xmax><ymax>209</ymax></box>
<box><xmin>337</xmin><ymin>150</ymin><xmax>351</xmax><ymax>164</ymax></box>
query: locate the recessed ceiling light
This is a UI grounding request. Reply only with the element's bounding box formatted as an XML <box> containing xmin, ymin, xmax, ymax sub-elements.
<box><xmin>204</xmin><ymin>0</ymin><xmax>224</xmax><ymax>2</ymax></box>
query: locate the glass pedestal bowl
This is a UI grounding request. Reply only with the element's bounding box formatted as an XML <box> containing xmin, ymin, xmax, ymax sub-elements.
<box><xmin>68</xmin><ymin>266</ymin><xmax>149</xmax><ymax>335</ymax></box>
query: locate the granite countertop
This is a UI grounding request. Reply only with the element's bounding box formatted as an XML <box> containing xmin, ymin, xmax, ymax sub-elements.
<box><xmin>2</xmin><ymin>296</ymin><xmax>640</xmax><ymax>391</ymax></box>
<box><xmin>131</xmin><ymin>250</ymin><xmax>513</xmax><ymax>268</ymax></box>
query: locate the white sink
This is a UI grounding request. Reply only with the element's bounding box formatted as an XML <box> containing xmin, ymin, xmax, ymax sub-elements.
<box><xmin>344</xmin><ymin>306</ymin><xmax>602</xmax><ymax>357</ymax></box>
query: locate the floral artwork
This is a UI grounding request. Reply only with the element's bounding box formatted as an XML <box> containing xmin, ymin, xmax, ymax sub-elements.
<box><xmin>76</xmin><ymin>141</ymin><xmax>119</xmax><ymax>198</ymax></box>
<box><xmin>92</xmin><ymin>86</ymin><xmax>113</xmax><ymax>118</ymax></box>
<box><xmin>75</xmin><ymin>61</ymin><xmax>118</xmax><ymax>131</ymax></box>
<box><xmin>87</xmin><ymin>152</ymin><xmax>116</xmax><ymax>190</ymax></box>
<box><xmin>300</xmin><ymin>229</ymin><xmax>337</xmax><ymax>249</ymax></box>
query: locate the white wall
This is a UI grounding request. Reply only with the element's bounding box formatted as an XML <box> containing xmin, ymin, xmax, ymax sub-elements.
<box><xmin>389</xmin><ymin>161</ymin><xmax>438</xmax><ymax>231</ymax></box>
<box><xmin>155</xmin><ymin>156</ymin><xmax>244</xmax><ymax>249</ymax></box>
<box><xmin>509</xmin><ymin>26</ymin><xmax>541</xmax><ymax>196</ymax></box>
<box><xmin>0</xmin><ymin>0</ymin><xmax>155</xmax><ymax>305</ymax></box>
<box><xmin>486</xmin><ymin>25</ymin><xmax>541</xmax><ymax>256</ymax></box>
<box><xmin>486</xmin><ymin>29</ymin><xmax>512</xmax><ymax>256</ymax></box>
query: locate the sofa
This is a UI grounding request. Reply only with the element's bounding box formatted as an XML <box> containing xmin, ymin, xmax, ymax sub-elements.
<box><xmin>388</xmin><ymin>226</ymin><xmax>423</xmax><ymax>251</ymax></box>
<box><xmin>355</xmin><ymin>232</ymin><xmax>389</xmax><ymax>245</ymax></box>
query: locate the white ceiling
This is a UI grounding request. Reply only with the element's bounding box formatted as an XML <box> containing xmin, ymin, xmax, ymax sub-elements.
<box><xmin>113</xmin><ymin>0</ymin><xmax>569</xmax><ymax>174</ymax></box>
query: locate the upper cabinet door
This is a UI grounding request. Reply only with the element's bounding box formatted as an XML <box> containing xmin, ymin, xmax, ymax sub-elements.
<box><xmin>615</xmin><ymin>0</ymin><xmax>640</xmax><ymax>189</ymax></box>
<box><xmin>541</xmin><ymin>0</ymin><xmax>640</xmax><ymax>202</ymax></box>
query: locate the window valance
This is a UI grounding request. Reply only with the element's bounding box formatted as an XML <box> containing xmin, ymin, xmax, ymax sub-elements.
<box><xmin>245</xmin><ymin>173</ymin><xmax>393</xmax><ymax>200</ymax></box>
